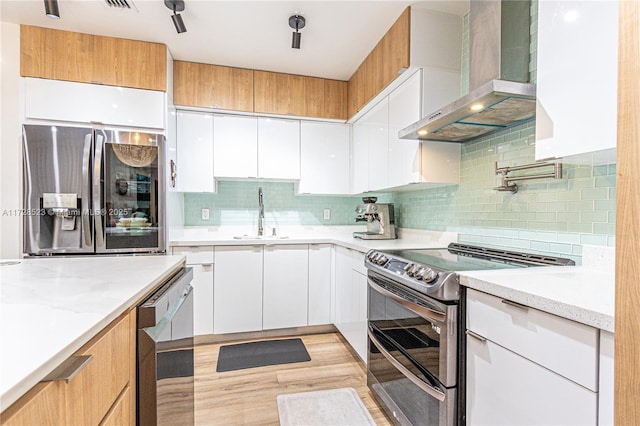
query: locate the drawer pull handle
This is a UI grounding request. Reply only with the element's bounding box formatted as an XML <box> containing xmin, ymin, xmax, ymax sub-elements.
<box><xmin>42</xmin><ymin>355</ymin><xmax>93</xmax><ymax>383</ymax></box>
<box><xmin>501</xmin><ymin>299</ymin><xmax>529</xmax><ymax>310</ymax></box>
<box><xmin>200</xmin><ymin>263</ymin><xmax>214</xmax><ymax>267</ymax></box>
<box><xmin>465</xmin><ymin>330</ymin><xmax>486</xmax><ymax>343</ymax></box>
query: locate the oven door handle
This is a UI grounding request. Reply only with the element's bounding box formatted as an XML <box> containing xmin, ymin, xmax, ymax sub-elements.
<box><xmin>368</xmin><ymin>278</ymin><xmax>446</xmax><ymax>323</ymax></box>
<box><xmin>368</xmin><ymin>328</ymin><xmax>447</xmax><ymax>402</ymax></box>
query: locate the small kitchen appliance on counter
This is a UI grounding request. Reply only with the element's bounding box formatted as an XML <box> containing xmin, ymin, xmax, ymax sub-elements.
<box><xmin>353</xmin><ymin>197</ymin><xmax>396</xmax><ymax>240</ymax></box>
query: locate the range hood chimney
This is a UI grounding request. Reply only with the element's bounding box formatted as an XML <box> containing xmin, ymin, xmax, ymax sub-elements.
<box><xmin>400</xmin><ymin>0</ymin><xmax>535</xmax><ymax>142</ymax></box>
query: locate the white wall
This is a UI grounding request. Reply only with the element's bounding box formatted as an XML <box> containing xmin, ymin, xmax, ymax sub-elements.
<box><xmin>0</xmin><ymin>22</ymin><xmax>22</xmax><ymax>259</ymax></box>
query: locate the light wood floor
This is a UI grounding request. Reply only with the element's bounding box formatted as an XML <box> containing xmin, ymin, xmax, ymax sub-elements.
<box><xmin>194</xmin><ymin>332</ymin><xmax>393</xmax><ymax>425</ymax></box>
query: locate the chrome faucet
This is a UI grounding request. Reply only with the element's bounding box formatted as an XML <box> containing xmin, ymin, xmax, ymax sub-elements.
<box><xmin>258</xmin><ymin>186</ymin><xmax>264</xmax><ymax>236</ymax></box>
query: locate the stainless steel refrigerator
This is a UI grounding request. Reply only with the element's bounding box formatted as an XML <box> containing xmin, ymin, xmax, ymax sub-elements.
<box><xmin>23</xmin><ymin>124</ymin><xmax>165</xmax><ymax>255</ymax></box>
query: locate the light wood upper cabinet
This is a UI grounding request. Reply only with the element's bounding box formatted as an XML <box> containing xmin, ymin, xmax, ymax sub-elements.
<box><xmin>347</xmin><ymin>7</ymin><xmax>461</xmax><ymax>120</ymax></box>
<box><xmin>347</xmin><ymin>8</ymin><xmax>410</xmax><ymax>118</ymax></box>
<box><xmin>254</xmin><ymin>70</ymin><xmax>347</xmax><ymax>120</ymax></box>
<box><xmin>20</xmin><ymin>25</ymin><xmax>166</xmax><ymax>92</ymax></box>
<box><xmin>173</xmin><ymin>61</ymin><xmax>254</xmax><ymax>112</ymax></box>
<box><xmin>324</xmin><ymin>79</ymin><xmax>348</xmax><ymax>120</ymax></box>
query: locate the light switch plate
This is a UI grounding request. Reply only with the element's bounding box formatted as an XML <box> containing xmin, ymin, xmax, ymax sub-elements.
<box><xmin>201</xmin><ymin>208</ymin><xmax>210</xmax><ymax>220</ymax></box>
<box><xmin>323</xmin><ymin>209</ymin><xmax>331</xmax><ymax>220</ymax></box>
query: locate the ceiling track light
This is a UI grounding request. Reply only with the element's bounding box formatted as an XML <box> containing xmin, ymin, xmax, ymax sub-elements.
<box><xmin>289</xmin><ymin>15</ymin><xmax>306</xmax><ymax>49</ymax></box>
<box><xmin>44</xmin><ymin>0</ymin><xmax>60</xmax><ymax>19</ymax></box>
<box><xmin>164</xmin><ymin>0</ymin><xmax>187</xmax><ymax>34</ymax></box>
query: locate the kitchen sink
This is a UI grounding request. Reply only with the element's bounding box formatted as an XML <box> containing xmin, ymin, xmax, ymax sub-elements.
<box><xmin>232</xmin><ymin>234</ymin><xmax>290</xmax><ymax>240</ymax></box>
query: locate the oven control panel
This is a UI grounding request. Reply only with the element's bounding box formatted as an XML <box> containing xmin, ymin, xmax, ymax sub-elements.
<box><xmin>366</xmin><ymin>251</ymin><xmax>439</xmax><ymax>283</ymax></box>
<box><xmin>365</xmin><ymin>250</ymin><xmax>460</xmax><ymax>301</ymax></box>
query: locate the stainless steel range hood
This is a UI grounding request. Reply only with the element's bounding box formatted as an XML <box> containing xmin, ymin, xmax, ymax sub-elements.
<box><xmin>400</xmin><ymin>0</ymin><xmax>535</xmax><ymax>142</ymax></box>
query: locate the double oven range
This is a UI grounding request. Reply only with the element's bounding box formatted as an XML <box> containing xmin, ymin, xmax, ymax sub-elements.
<box><xmin>365</xmin><ymin>243</ymin><xmax>574</xmax><ymax>426</ymax></box>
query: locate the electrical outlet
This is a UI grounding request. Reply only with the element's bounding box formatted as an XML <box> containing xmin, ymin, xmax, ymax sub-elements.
<box><xmin>201</xmin><ymin>208</ymin><xmax>210</xmax><ymax>220</ymax></box>
<box><xmin>323</xmin><ymin>209</ymin><xmax>331</xmax><ymax>220</ymax></box>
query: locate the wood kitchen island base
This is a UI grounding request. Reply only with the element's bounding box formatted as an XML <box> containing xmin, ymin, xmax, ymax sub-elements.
<box><xmin>193</xmin><ymin>333</ymin><xmax>392</xmax><ymax>425</ymax></box>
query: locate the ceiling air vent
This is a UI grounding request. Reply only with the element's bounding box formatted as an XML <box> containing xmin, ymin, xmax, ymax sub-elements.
<box><xmin>104</xmin><ymin>0</ymin><xmax>138</xmax><ymax>11</ymax></box>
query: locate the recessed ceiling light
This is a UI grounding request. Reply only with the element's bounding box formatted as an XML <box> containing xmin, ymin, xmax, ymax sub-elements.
<box><xmin>417</xmin><ymin>129</ymin><xmax>428</xmax><ymax>136</ymax></box>
<box><xmin>470</xmin><ymin>103</ymin><xmax>484</xmax><ymax>112</ymax></box>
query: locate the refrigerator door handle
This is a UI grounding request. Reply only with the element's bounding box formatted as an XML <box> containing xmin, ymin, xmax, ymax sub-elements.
<box><xmin>82</xmin><ymin>134</ymin><xmax>93</xmax><ymax>249</ymax></box>
<box><xmin>93</xmin><ymin>132</ymin><xmax>105</xmax><ymax>249</ymax></box>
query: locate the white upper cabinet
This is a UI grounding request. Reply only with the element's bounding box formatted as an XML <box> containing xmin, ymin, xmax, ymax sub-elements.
<box><xmin>176</xmin><ymin>111</ymin><xmax>215</xmax><ymax>192</ymax></box>
<box><xmin>24</xmin><ymin>77</ymin><xmax>165</xmax><ymax>129</ymax></box>
<box><xmin>354</xmin><ymin>69</ymin><xmax>460</xmax><ymax>193</ymax></box>
<box><xmin>352</xmin><ymin>118</ymin><xmax>369</xmax><ymax>194</ymax></box>
<box><xmin>257</xmin><ymin>118</ymin><xmax>300</xmax><ymax>179</ymax></box>
<box><xmin>535</xmin><ymin>0</ymin><xmax>618</xmax><ymax>161</ymax></box>
<box><xmin>298</xmin><ymin>122</ymin><xmax>351</xmax><ymax>195</ymax></box>
<box><xmin>388</xmin><ymin>70</ymin><xmax>422</xmax><ymax>187</ymax></box>
<box><xmin>352</xmin><ymin>97</ymin><xmax>389</xmax><ymax>194</ymax></box>
<box><xmin>213</xmin><ymin>114</ymin><xmax>258</xmax><ymax>178</ymax></box>
<box><xmin>365</xmin><ymin>98</ymin><xmax>390</xmax><ymax>192</ymax></box>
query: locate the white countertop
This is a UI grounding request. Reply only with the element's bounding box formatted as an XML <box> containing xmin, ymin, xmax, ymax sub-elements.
<box><xmin>460</xmin><ymin>246</ymin><xmax>615</xmax><ymax>332</ymax></box>
<box><xmin>0</xmin><ymin>255</ymin><xmax>185</xmax><ymax>411</ymax></box>
<box><xmin>169</xmin><ymin>226</ymin><xmax>459</xmax><ymax>252</ymax></box>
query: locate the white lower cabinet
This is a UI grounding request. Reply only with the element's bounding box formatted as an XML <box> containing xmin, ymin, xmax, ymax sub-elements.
<box><xmin>466</xmin><ymin>335</ymin><xmax>597</xmax><ymax>425</ymax></box>
<box><xmin>213</xmin><ymin>245</ymin><xmax>263</xmax><ymax>334</ymax></box>
<box><xmin>308</xmin><ymin>244</ymin><xmax>333</xmax><ymax>325</ymax></box>
<box><xmin>171</xmin><ymin>246</ymin><xmax>214</xmax><ymax>336</ymax></box>
<box><xmin>209</xmin><ymin>243</ymin><xmax>332</xmax><ymax>334</ymax></box>
<box><xmin>334</xmin><ymin>246</ymin><xmax>368</xmax><ymax>363</ymax></box>
<box><xmin>466</xmin><ymin>288</ymin><xmax>605</xmax><ymax>425</ymax></box>
<box><xmin>263</xmin><ymin>245</ymin><xmax>309</xmax><ymax>330</ymax></box>
<box><xmin>599</xmin><ymin>331</ymin><xmax>614</xmax><ymax>426</ymax></box>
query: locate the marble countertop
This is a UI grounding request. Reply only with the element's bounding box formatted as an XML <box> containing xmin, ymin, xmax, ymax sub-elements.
<box><xmin>0</xmin><ymin>255</ymin><xmax>185</xmax><ymax>411</ymax></box>
<box><xmin>459</xmin><ymin>246</ymin><xmax>615</xmax><ymax>332</ymax></box>
<box><xmin>169</xmin><ymin>226</ymin><xmax>459</xmax><ymax>252</ymax></box>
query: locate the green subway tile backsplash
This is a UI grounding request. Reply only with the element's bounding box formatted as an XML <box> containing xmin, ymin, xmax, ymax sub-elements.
<box><xmin>184</xmin><ymin>181</ymin><xmax>364</xmax><ymax>227</ymax></box>
<box><xmin>181</xmin><ymin>0</ymin><xmax>615</xmax><ymax>264</ymax></box>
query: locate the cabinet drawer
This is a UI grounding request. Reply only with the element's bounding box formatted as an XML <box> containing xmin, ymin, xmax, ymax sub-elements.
<box><xmin>66</xmin><ymin>314</ymin><xmax>131</xmax><ymax>425</ymax></box>
<box><xmin>0</xmin><ymin>382</ymin><xmax>65</xmax><ymax>426</ymax></box>
<box><xmin>467</xmin><ymin>335</ymin><xmax>597</xmax><ymax>425</ymax></box>
<box><xmin>172</xmin><ymin>246</ymin><xmax>214</xmax><ymax>265</ymax></box>
<box><xmin>466</xmin><ymin>288</ymin><xmax>598</xmax><ymax>390</ymax></box>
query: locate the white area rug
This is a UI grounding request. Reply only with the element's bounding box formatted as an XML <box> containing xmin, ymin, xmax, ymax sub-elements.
<box><xmin>277</xmin><ymin>387</ymin><xmax>376</xmax><ymax>426</ymax></box>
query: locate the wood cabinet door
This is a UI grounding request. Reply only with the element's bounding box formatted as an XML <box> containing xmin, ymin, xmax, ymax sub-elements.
<box><xmin>0</xmin><ymin>382</ymin><xmax>65</xmax><ymax>426</ymax></box>
<box><xmin>323</xmin><ymin>80</ymin><xmax>348</xmax><ymax>120</ymax></box>
<box><xmin>254</xmin><ymin>71</ymin><xmax>347</xmax><ymax>119</ymax></box>
<box><xmin>173</xmin><ymin>61</ymin><xmax>254</xmax><ymax>111</ymax></box>
<box><xmin>20</xmin><ymin>25</ymin><xmax>166</xmax><ymax>91</ymax></box>
<box><xmin>65</xmin><ymin>314</ymin><xmax>131</xmax><ymax>425</ymax></box>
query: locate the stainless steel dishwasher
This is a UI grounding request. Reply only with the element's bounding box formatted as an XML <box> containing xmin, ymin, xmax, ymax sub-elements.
<box><xmin>137</xmin><ymin>267</ymin><xmax>194</xmax><ymax>426</ymax></box>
